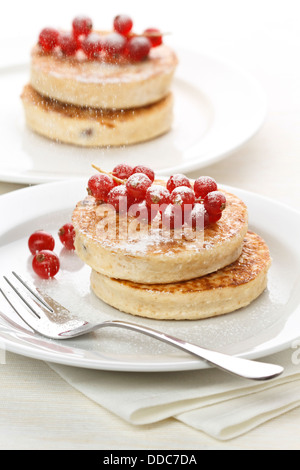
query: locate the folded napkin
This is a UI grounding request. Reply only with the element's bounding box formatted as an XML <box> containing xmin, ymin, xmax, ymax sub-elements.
<box><xmin>48</xmin><ymin>348</ymin><xmax>300</xmax><ymax>441</ymax></box>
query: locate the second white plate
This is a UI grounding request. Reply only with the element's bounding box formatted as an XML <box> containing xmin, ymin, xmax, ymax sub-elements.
<box><xmin>0</xmin><ymin>49</ymin><xmax>266</xmax><ymax>184</ymax></box>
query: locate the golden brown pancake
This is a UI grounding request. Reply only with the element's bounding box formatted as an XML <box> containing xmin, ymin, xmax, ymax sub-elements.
<box><xmin>30</xmin><ymin>42</ymin><xmax>178</xmax><ymax>109</ymax></box>
<box><xmin>21</xmin><ymin>84</ymin><xmax>173</xmax><ymax>147</ymax></box>
<box><xmin>72</xmin><ymin>184</ymin><xmax>248</xmax><ymax>284</ymax></box>
<box><xmin>22</xmin><ymin>33</ymin><xmax>178</xmax><ymax>147</ymax></box>
<box><xmin>90</xmin><ymin>231</ymin><xmax>271</xmax><ymax>320</ymax></box>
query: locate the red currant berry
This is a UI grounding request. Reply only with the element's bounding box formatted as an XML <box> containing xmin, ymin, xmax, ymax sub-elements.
<box><xmin>59</xmin><ymin>32</ymin><xmax>79</xmax><ymax>56</ymax></box>
<box><xmin>161</xmin><ymin>204</ymin><xmax>183</xmax><ymax>230</ymax></box>
<box><xmin>107</xmin><ymin>185</ymin><xmax>134</xmax><ymax>212</ymax></box>
<box><xmin>132</xmin><ymin>165</ymin><xmax>155</xmax><ymax>182</ymax></box>
<box><xmin>194</xmin><ymin>176</ymin><xmax>218</xmax><ymax>199</ymax></box>
<box><xmin>112</xmin><ymin>163</ymin><xmax>133</xmax><ymax>180</ymax></box>
<box><xmin>58</xmin><ymin>223</ymin><xmax>75</xmax><ymax>250</ymax></box>
<box><xmin>170</xmin><ymin>186</ymin><xmax>195</xmax><ymax>209</ymax></box>
<box><xmin>72</xmin><ymin>15</ymin><xmax>93</xmax><ymax>38</ymax></box>
<box><xmin>81</xmin><ymin>33</ymin><xmax>103</xmax><ymax>59</ymax></box>
<box><xmin>126</xmin><ymin>173</ymin><xmax>152</xmax><ymax>201</ymax></box>
<box><xmin>28</xmin><ymin>230</ymin><xmax>55</xmax><ymax>255</ymax></box>
<box><xmin>87</xmin><ymin>174</ymin><xmax>115</xmax><ymax>202</ymax></box>
<box><xmin>204</xmin><ymin>191</ymin><xmax>227</xmax><ymax>216</ymax></box>
<box><xmin>127</xmin><ymin>36</ymin><xmax>151</xmax><ymax>61</ymax></box>
<box><xmin>144</xmin><ymin>28</ymin><xmax>163</xmax><ymax>47</ymax></box>
<box><xmin>145</xmin><ymin>185</ymin><xmax>170</xmax><ymax>209</ymax></box>
<box><xmin>208</xmin><ymin>211</ymin><xmax>222</xmax><ymax>224</ymax></box>
<box><xmin>32</xmin><ymin>250</ymin><xmax>60</xmax><ymax>279</ymax></box>
<box><xmin>113</xmin><ymin>14</ymin><xmax>133</xmax><ymax>36</ymax></box>
<box><xmin>103</xmin><ymin>33</ymin><xmax>127</xmax><ymax>57</ymax></box>
<box><xmin>166</xmin><ymin>174</ymin><xmax>192</xmax><ymax>193</ymax></box>
<box><xmin>38</xmin><ymin>28</ymin><xmax>60</xmax><ymax>52</ymax></box>
<box><xmin>185</xmin><ymin>203</ymin><xmax>209</xmax><ymax>230</ymax></box>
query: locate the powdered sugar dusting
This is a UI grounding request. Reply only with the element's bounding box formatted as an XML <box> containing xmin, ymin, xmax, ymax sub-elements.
<box><xmin>127</xmin><ymin>172</ymin><xmax>150</xmax><ymax>186</ymax></box>
<box><xmin>32</xmin><ymin>43</ymin><xmax>178</xmax><ymax>84</ymax></box>
<box><xmin>72</xmin><ymin>189</ymin><xmax>248</xmax><ymax>257</ymax></box>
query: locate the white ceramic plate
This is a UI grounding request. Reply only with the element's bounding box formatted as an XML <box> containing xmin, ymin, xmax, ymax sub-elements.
<box><xmin>0</xmin><ymin>49</ymin><xmax>266</xmax><ymax>184</ymax></box>
<box><xmin>0</xmin><ymin>179</ymin><xmax>299</xmax><ymax>372</ymax></box>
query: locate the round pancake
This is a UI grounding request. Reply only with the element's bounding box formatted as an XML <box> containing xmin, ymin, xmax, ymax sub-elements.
<box><xmin>30</xmin><ymin>42</ymin><xmax>178</xmax><ymax>109</ymax></box>
<box><xmin>21</xmin><ymin>84</ymin><xmax>173</xmax><ymax>147</ymax></box>
<box><xmin>72</xmin><ymin>185</ymin><xmax>248</xmax><ymax>284</ymax></box>
<box><xmin>90</xmin><ymin>231</ymin><xmax>271</xmax><ymax>320</ymax></box>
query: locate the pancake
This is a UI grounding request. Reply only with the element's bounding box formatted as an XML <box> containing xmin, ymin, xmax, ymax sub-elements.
<box><xmin>72</xmin><ymin>185</ymin><xmax>248</xmax><ymax>284</ymax></box>
<box><xmin>30</xmin><ymin>42</ymin><xmax>178</xmax><ymax>109</ymax></box>
<box><xmin>21</xmin><ymin>84</ymin><xmax>173</xmax><ymax>147</ymax></box>
<box><xmin>90</xmin><ymin>231</ymin><xmax>271</xmax><ymax>320</ymax></box>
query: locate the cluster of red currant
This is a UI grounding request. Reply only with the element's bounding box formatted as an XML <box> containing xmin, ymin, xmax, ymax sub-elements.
<box><xmin>28</xmin><ymin>223</ymin><xmax>75</xmax><ymax>279</ymax></box>
<box><xmin>38</xmin><ymin>14</ymin><xmax>163</xmax><ymax>62</ymax></box>
<box><xmin>87</xmin><ymin>164</ymin><xmax>227</xmax><ymax>230</ymax></box>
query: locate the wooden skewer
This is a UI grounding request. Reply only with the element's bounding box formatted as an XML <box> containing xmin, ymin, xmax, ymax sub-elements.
<box><xmin>127</xmin><ymin>31</ymin><xmax>171</xmax><ymax>39</ymax></box>
<box><xmin>92</xmin><ymin>164</ymin><xmax>125</xmax><ymax>184</ymax></box>
<box><xmin>142</xmin><ymin>31</ymin><xmax>171</xmax><ymax>38</ymax></box>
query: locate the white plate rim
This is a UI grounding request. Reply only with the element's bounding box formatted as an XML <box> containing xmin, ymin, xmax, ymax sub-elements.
<box><xmin>0</xmin><ymin>48</ymin><xmax>267</xmax><ymax>184</ymax></box>
<box><xmin>0</xmin><ymin>179</ymin><xmax>299</xmax><ymax>372</ymax></box>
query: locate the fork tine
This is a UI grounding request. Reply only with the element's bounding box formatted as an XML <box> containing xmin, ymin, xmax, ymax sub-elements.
<box><xmin>1</xmin><ymin>273</ymin><xmax>87</xmax><ymax>339</ymax></box>
<box><xmin>3</xmin><ymin>272</ymin><xmax>61</xmax><ymax>324</ymax></box>
<box><xmin>12</xmin><ymin>272</ymin><xmax>70</xmax><ymax>318</ymax></box>
<box><xmin>12</xmin><ymin>272</ymin><xmax>54</xmax><ymax>312</ymax></box>
<box><xmin>3</xmin><ymin>275</ymin><xmax>44</xmax><ymax>319</ymax></box>
<box><xmin>0</xmin><ymin>284</ymin><xmax>40</xmax><ymax>331</ymax></box>
<box><xmin>3</xmin><ymin>272</ymin><xmax>74</xmax><ymax>325</ymax></box>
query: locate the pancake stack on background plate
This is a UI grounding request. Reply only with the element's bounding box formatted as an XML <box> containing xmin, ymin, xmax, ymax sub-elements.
<box><xmin>21</xmin><ymin>14</ymin><xmax>178</xmax><ymax>147</ymax></box>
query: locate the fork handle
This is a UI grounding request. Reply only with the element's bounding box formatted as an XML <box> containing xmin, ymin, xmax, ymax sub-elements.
<box><xmin>96</xmin><ymin>320</ymin><xmax>283</xmax><ymax>381</ymax></box>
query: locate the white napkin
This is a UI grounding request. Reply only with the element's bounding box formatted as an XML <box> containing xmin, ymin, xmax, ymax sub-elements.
<box><xmin>48</xmin><ymin>348</ymin><xmax>300</xmax><ymax>440</ymax></box>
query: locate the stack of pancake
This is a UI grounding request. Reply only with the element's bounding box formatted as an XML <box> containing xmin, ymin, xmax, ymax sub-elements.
<box><xmin>21</xmin><ymin>33</ymin><xmax>178</xmax><ymax>147</ymax></box>
<box><xmin>72</xmin><ymin>179</ymin><xmax>271</xmax><ymax>321</ymax></box>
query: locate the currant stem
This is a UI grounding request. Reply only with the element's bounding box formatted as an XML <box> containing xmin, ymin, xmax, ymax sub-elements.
<box><xmin>91</xmin><ymin>164</ymin><xmax>125</xmax><ymax>184</ymax></box>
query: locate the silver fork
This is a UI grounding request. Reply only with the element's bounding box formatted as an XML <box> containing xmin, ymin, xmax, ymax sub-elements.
<box><xmin>0</xmin><ymin>272</ymin><xmax>284</xmax><ymax>381</ymax></box>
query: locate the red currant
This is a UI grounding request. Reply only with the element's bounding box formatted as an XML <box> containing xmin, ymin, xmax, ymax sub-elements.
<box><xmin>81</xmin><ymin>33</ymin><xmax>103</xmax><ymax>59</ymax></box>
<box><xmin>204</xmin><ymin>191</ymin><xmax>227</xmax><ymax>215</ymax></box>
<box><xmin>72</xmin><ymin>15</ymin><xmax>93</xmax><ymax>38</ymax></box>
<box><xmin>87</xmin><ymin>174</ymin><xmax>115</xmax><ymax>202</ymax></box>
<box><xmin>132</xmin><ymin>165</ymin><xmax>155</xmax><ymax>182</ymax></box>
<box><xmin>161</xmin><ymin>204</ymin><xmax>183</xmax><ymax>230</ymax></box>
<box><xmin>58</xmin><ymin>223</ymin><xmax>75</xmax><ymax>250</ymax></box>
<box><xmin>194</xmin><ymin>176</ymin><xmax>218</xmax><ymax>199</ymax></box>
<box><xmin>103</xmin><ymin>33</ymin><xmax>127</xmax><ymax>57</ymax></box>
<box><xmin>145</xmin><ymin>185</ymin><xmax>170</xmax><ymax>209</ymax></box>
<box><xmin>185</xmin><ymin>203</ymin><xmax>209</xmax><ymax>230</ymax></box>
<box><xmin>170</xmin><ymin>186</ymin><xmax>195</xmax><ymax>209</ymax></box>
<box><xmin>144</xmin><ymin>28</ymin><xmax>163</xmax><ymax>47</ymax></box>
<box><xmin>113</xmin><ymin>14</ymin><xmax>133</xmax><ymax>36</ymax></box>
<box><xmin>32</xmin><ymin>250</ymin><xmax>60</xmax><ymax>279</ymax></box>
<box><xmin>38</xmin><ymin>28</ymin><xmax>60</xmax><ymax>52</ymax></box>
<box><xmin>59</xmin><ymin>32</ymin><xmax>79</xmax><ymax>56</ymax></box>
<box><xmin>166</xmin><ymin>174</ymin><xmax>192</xmax><ymax>193</ymax></box>
<box><xmin>126</xmin><ymin>173</ymin><xmax>152</xmax><ymax>201</ymax></box>
<box><xmin>208</xmin><ymin>211</ymin><xmax>222</xmax><ymax>224</ymax></box>
<box><xmin>107</xmin><ymin>185</ymin><xmax>134</xmax><ymax>212</ymax></box>
<box><xmin>28</xmin><ymin>230</ymin><xmax>55</xmax><ymax>255</ymax></box>
<box><xmin>112</xmin><ymin>163</ymin><xmax>133</xmax><ymax>180</ymax></box>
<box><xmin>127</xmin><ymin>36</ymin><xmax>151</xmax><ymax>61</ymax></box>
